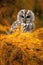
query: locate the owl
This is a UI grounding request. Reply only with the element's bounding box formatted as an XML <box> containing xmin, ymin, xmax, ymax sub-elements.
<box><xmin>9</xmin><ymin>9</ymin><xmax>35</xmax><ymax>33</ymax></box>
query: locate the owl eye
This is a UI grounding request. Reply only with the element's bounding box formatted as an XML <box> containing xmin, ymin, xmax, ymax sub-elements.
<box><xmin>21</xmin><ymin>15</ymin><xmax>24</xmax><ymax>18</ymax></box>
<box><xmin>26</xmin><ymin>15</ymin><xmax>30</xmax><ymax>18</ymax></box>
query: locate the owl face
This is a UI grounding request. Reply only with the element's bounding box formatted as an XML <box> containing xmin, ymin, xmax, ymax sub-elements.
<box><xmin>17</xmin><ymin>9</ymin><xmax>35</xmax><ymax>25</ymax></box>
<box><xmin>17</xmin><ymin>9</ymin><xmax>27</xmax><ymax>24</ymax></box>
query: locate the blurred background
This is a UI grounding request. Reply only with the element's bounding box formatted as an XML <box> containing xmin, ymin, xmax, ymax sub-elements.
<box><xmin>0</xmin><ymin>0</ymin><xmax>43</xmax><ymax>34</ymax></box>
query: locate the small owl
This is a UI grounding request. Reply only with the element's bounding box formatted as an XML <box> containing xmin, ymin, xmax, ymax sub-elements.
<box><xmin>9</xmin><ymin>9</ymin><xmax>35</xmax><ymax>33</ymax></box>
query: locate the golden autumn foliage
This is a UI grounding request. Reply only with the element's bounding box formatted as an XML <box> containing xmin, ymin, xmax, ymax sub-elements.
<box><xmin>0</xmin><ymin>27</ymin><xmax>43</xmax><ymax>65</ymax></box>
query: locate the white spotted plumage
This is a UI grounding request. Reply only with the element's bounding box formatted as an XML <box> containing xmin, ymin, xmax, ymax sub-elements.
<box><xmin>9</xmin><ymin>9</ymin><xmax>35</xmax><ymax>33</ymax></box>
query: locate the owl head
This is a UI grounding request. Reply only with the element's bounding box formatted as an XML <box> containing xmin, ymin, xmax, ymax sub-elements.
<box><xmin>17</xmin><ymin>9</ymin><xmax>35</xmax><ymax>24</ymax></box>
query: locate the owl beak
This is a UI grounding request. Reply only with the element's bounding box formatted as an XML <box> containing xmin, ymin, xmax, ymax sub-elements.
<box><xmin>23</xmin><ymin>19</ymin><xmax>26</xmax><ymax>23</ymax></box>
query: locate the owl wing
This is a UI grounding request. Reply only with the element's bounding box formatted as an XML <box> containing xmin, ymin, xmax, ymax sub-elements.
<box><xmin>8</xmin><ymin>20</ymin><xmax>21</xmax><ymax>34</ymax></box>
<box><xmin>29</xmin><ymin>23</ymin><xmax>34</xmax><ymax>31</ymax></box>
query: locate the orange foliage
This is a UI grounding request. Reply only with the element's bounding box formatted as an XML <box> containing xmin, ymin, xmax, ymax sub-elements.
<box><xmin>0</xmin><ymin>27</ymin><xmax>43</xmax><ymax>65</ymax></box>
<box><xmin>0</xmin><ymin>24</ymin><xmax>10</xmax><ymax>33</ymax></box>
